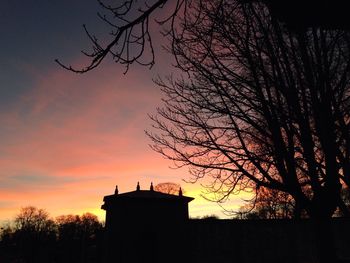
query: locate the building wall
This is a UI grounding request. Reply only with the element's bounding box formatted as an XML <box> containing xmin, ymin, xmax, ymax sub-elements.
<box><xmin>102</xmin><ymin>198</ymin><xmax>190</xmax><ymax>263</ymax></box>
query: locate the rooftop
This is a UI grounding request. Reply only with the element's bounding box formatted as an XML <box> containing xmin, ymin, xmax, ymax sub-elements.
<box><xmin>102</xmin><ymin>182</ymin><xmax>194</xmax><ymax>205</ymax></box>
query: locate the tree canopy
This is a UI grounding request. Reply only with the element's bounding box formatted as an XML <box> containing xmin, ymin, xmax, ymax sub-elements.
<box><xmin>0</xmin><ymin>206</ymin><xmax>103</xmax><ymax>263</ymax></box>
<box><xmin>154</xmin><ymin>182</ymin><xmax>183</xmax><ymax>195</ymax></box>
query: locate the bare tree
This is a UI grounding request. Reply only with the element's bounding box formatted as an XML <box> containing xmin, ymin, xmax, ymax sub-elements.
<box><xmin>55</xmin><ymin>1</ymin><xmax>350</xmax><ymax>261</ymax></box>
<box><xmin>154</xmin><ymin>182</ymin><xmax>183</xmax><ymax>195</ymax></box>
<box><xmin>56</xmin><ymin>213</ymin><xmax>102</xmax><ymax>240</ymax></box>
<box><xmin>55</xmin><ymin>0</ymin><xmax>350</xmax><ymax>221</ymax></box>
<box><xmin>144</xmin><ymin>2</ymin><xmax>350</xmax><ymax>260</ymax></box>
<box><xmin>56</xmin><ymin>0</ymin><xmax>350</xmax><ymax>219</ymax></box>
<box><xmin>146</xmin><ymin>1</ymin><xmax>350</xmax><ymax>220</ymax></box>
<box><xmin>13</xmin><ymin>206</ymin><xmax>57</xmax><ymax>262</ymax></box>
<box><xmin>15</xmin><ymin>206</ymin><xmax>55</xmax><ymax>233</ymax></box>
<box><xmin>1</xmin><ymin>208</ymin><xmax>103</xmax><ymax>263</ymax></box>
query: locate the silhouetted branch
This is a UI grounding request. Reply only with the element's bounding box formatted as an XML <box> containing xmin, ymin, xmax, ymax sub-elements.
<box><xmin>147</xmin><ymin>1</ymin><xmax>350</xmax><ymax>219</ymax></box>
<box><xmin>56</xmin><ymin>0</ymin><xmax>189</xmax><ymax>73</ymax></box>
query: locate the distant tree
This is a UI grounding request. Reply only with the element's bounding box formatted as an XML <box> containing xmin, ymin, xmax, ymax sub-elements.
<box><xmin>154</xmin><ymin>182</ymin><xmax>183</xmax><ymax>195</ymax></box>
<box><xmin>1</xmin><ymin>208</ymin><xmax>103</xmax><ymax>263</ymax></box>
<box><xmin>0</xmin><ymin>224</ymin><xmax>16</xmax><ymax>262</ymax></box>
<box><xmin>200</xmin><ymin>214</ymin><xmax>219</xmax><ymax>220</ymax></box>
<box><xmin>237</xmin><ymin>187</ymin><xmax>297</xmax><ymax>219</ymax></box>
<box><xmin>15</xmin><ymin>206</ymin><xmax>55</xmax><ymax>233</ymax></box>
<box><xmin>81</xmin><ymin>213</ymin><xmax>102</xmax><ymax>235</ymax></box>
<box><xmin>0</xmin><ymin>224</ymin><xmax>13</xmax><ymax>242</ymax></box>
<box><xmin>56</xmin><ymin>213</ymin><xmax>102</xmax><ymax>240</ymax></box>
<box><xmin>56</xmin><ymin>213</ymin><xmax>103</xmax><ymax>263</ymax></box>
<box><xmin>56</xmin><ymin>214</ymin><xmax>81</xmax><ymax>242</ymax></box>
<box><xmin>13</xmin><ymin>206</ymin><xmax>57</xmax><ymax>263</ymax></box>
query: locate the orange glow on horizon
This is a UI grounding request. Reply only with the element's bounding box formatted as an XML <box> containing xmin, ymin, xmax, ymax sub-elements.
<box><xmin>0</xmin><ymin>59</ymin><xmax>246</xmax><ymax>225</ymax></box>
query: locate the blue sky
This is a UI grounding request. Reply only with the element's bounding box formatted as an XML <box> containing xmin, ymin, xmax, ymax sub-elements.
<box><xmin>0</xmin><ymin>0</ymin><xmax>245</xmax><ymax>222</ymax></box>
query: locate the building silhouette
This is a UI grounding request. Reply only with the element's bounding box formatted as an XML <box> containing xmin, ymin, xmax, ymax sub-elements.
<box><xmin>101</xmin><ymin>183</ymin><xmax>350</xmax><ymax>263</ymax></box>
<box><xmin>101</xmin><ymin>183</ymin><xmax>193</xmax><ymax>263</ymax></box>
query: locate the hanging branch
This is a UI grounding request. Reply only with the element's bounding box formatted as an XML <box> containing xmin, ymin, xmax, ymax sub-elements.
<box><xmin>55</xmin><ymin>0</ymin><xmax>189</xmax><ymax>73</ymax></box>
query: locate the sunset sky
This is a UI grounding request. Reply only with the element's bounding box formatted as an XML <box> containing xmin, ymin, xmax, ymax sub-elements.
<box><xmin>0</xmin><ymin>0</ymin><xmax>246</xmax><ymax>223</ymax></box>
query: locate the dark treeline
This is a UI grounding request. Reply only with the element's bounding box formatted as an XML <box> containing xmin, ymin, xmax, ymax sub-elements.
<box><xmin>0</xmin><ymin>205</ymin><xmax>223</xmax><ymax>263</ymax></box>
<box><xmin>0</xmin><ymin>206</ymin><xmax>104</xmax><ymax>263</ymax></box>
<box><xmin>2</xmin><ymin>202</ymin><xmax>350</xmax><ymax>263</ymax></box>
<box><xmin>236</xmin><ymin>187</ymin><xmax>350</xmax><ymax>220</ymax></box>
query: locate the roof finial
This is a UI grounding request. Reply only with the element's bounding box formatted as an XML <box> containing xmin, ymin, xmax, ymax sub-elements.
<box><xmin>136</xmin><ymin>182</ymin><xmax>140</xmax><ymax>191</ymax></box>
<box><xmin>179</xmin><ymin>187</ymin><xmax>183</xmax><ymax>196</ymax></box>
<box><xmin>114</xmin><ymin>185</ymin><xmax>119</xmax><ymax>195</ymax></box>
<box><xmin>150</xmin><ymin>182</ymin><xmax>154</xmax><ymax>191</ymax></box>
